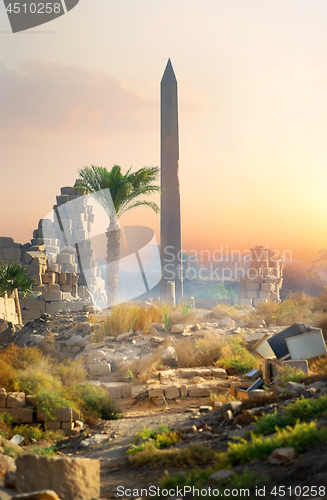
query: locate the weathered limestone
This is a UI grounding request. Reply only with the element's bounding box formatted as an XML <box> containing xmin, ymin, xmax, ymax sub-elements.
<box><xmin>160</xmin><ymin>59</ymin><xmax>183</xmax><ymax>301</ymax></box>
<box><xmin>238</xmin><ymin>246</ymin><xmax>283</xmax><ymax>307</ymax></box>
<box><xmin>15</xmin><ymin>455</ymin><xmax>100</xmax><ymax>500</ymax></box>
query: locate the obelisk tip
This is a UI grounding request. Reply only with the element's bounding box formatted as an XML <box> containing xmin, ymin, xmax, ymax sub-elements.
<box><xmin>161</xmin><ymin>59</ymin><xmax>177</xmax><ymax>83</ymax></box>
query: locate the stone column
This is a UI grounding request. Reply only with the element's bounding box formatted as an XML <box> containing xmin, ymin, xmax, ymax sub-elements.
<box><xmin>160</xmin><ymin>59</ymin><xmax>183</xmax><ymax>301</ymax></box>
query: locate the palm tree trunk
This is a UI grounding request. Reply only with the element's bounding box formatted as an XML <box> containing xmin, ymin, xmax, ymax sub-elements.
<box><xmin>14</xmin><ymin>288</ymin><xmax>22</xmax><ymax>325</ymax></box>
<box><xmin>106</xmin><ymin>216</ymin><xmax>121</xmax><ymax>307</ymax></box>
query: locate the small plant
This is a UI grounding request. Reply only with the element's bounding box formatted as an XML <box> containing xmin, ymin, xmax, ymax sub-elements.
<box><xmin>161</xmin><ymin>304</ymin><xmax>172</xmax><ymax>333</ymax></box>
<box><xmin>180</xmin><ymin>302</ymin><xmax>191</xmax><ymax>316</ymax></box>
<box><xmin>124</xmin><ymin>369</ymin><xmax>135</xmax><ymax>382</ymax></box>
<box><xmin>128</xmin><ymin>424</ymin><xmax>181</xmax><ymax>455</ymax></box>
<box><xmin>29</xmin><ymin>445</ymin><xmax>59</xmax><ymax>456</ymax></box>
<box><xmin>278</xmin><ymin>365</ymin><xmax>306</xmax><ymax>387</ymax></box>
<box><xmin>4</xmin><ymin>444</ymin><xmax>21</xmax><ymax>458</ymax></box>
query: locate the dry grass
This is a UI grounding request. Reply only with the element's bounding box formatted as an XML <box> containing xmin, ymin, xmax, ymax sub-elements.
<box><xmin>115</xmin><ymin>350</ymin><xmax>163</xmax><ymax>383</ymax></box>
<box><xmin>129</xmin><ymin>442</ymin><xmax>217</xmax><ymax>468</ymax></box>
<box><xmin>204</xmin><ymin>304</ymin><xmax>246</xmax><ymax>323</ymax></box>
<box><xmin>245</xmin><ymin>292</ymin><xmax>327</xmax><ymax>327</ymax></box>
<box><xmin>92</xmin><ymin>303</ymin><xmax>163</xmax><ymax>339</ymax></box>
<box><xmin>91</xmin><ymin>302</ymin><xmax>201</xmax><ymax>340</ymax></box>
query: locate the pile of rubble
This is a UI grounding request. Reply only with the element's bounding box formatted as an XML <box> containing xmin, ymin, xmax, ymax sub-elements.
<box><xmin>238</xmin><ymin>246</ymin><xmax>283</xmax><ymax>307</ymax></box>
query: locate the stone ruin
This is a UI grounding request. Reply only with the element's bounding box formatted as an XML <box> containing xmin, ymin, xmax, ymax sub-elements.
<box><xmin>0</xmin><ymin>179</ymin><xmax>107</xmax><ymax>324</ymax></box>
<box><xmin>237</xmin><ymin>246</ymin><xmax>283</xmax><ymax>307</ymax></box>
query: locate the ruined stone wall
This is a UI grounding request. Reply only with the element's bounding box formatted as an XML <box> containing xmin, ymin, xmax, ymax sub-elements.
<box><xmin>0</xmin><ymin>180</ymin><xmax>108</xmax><ymax>324</ymax></box>
<box><xmin>238</xmin><ymin>246</ymin><xmax>283</xmax><ymax>307</ymax></box>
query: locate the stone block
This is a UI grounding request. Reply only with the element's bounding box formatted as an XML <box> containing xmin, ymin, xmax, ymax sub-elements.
<box><xmin>264</xmin><ymin>275</ymin><xmax>277</xmax><ymax>284</ymax></box>
<box><xmin>131</xmin><ymin>385</ymin><xmax>147</xmax><ymax>399</ymax></box>
<box><xmin>62</xmin><ymin>421</ymin><xmax>74</xmax><ymax>430</ymax></box>
<box><xmin>2</xmin><ymin>248</ymin><xmax>21</xmax><ymax>261</ymax></box>
<box><xmin>15</xmin><ymin>455</ymin><xmax>100</xmax><ymax>500</ymax></box>
<box><xmin>64</xmin><ymin>263</ymin><xmax>78</xmax><ymax>273</ymax></box>
<box><xmin>251</xmin><ymin>260</ymin><xmax>268</xmax><ymax>268</ymax></box>
<box><xmin>57</xmin><ymin>253</ymin><xmax>73</xmax><ymax>264</ymax></box>
<box><xmin>247</xmin><ymin>291</ymin><xmax>258</xmax><ymax>299</ymax></box>
<box><xmin>74</xmin><ymin>230</ymin><xmax>87</xmax><ymax>241</ymax></box>
<box><xmin>253</xmin><ymin>298</ymin><xmax>268</xmax><ymax>306</ymax></box>
<box><xmin>148</xmin><ymin>387</ymin><xmax>163</xmax><ymax>399</ymax></box>
<box><xmin>46</xmin><ymin>421</ymin><xmax>61</xmax><ymax>429</ymax></box>
<box><xmin>54</xmin><ymin>407</ymin><xmax>72</xmax><ymax>422</ymax></box>
<box><xmin>211</xmin><ymin>368</ymin><xmax>227</xmax><ymax>378</ymax></box>
<box><xmin>269</xmin><ymin>260</ymin><xmax>280</xmax><ymax>270</ymax></box>
<box><xmin>188</xmin><ymin>386</ymin><xmax>211</xmax><ymax>398</ymax></box>
<box><xmin>238</xmin><ymin>298</ymin><xmax>253</xmax><ymax>306</ymax></box>
<box><xmin>7</xmin><ymin>392</ymin><xmax>26</xmax><ymax>408</ymax></box>
<box><xmin>40</xmin><ymin>228</ymin><xmax>56</xmax><ymax>238</ymax></box>
<box><xmin>0</xmin><ymin>389</ymin><xmax>7</xmax><ymax>407</ymax></box>
<box><xmin>48</xmin><ymin>283</ymin><xmax>60</xmax><ymax>291</ymax></box>
<box><xmin>42</xmin><ymin>273</ymin><xmax>56</xmax><ymax>284</ymax></box>
<box><xmin>8</xmin><ymin>408</ymin><xmax>33</xmax><ymax>423</ymax></box>
<box><xmin>164</xmin><ymin>385</ymin><xmax>180</xmax><ymax>399</ymax></box>
<box><xmin>270</xmin><ymin>292</ymin><xmax>279</xmax><ymax>300</ymax></box>
<box><xmin>180</xmin><ymin>368</ymin><xmax>211</xmax><ymax>378</ymax></box>
<box><xmin>46</xmin><ymin>301</ymin><xmax>67</xmax><ymax>314</ymax></box>
<box><xmin>66</xmin><ymin>301</ymin><xmax>85</xmax><ymax>312</ymax></box>
<box><xmin>56</xmin><ymin>195</ymin><xmax>70</xmax><ymax>205</ymax></box>
<box><xmin>88</xmin><ymin>363</ymin><xmax>111</xmax><ymax>376</ymax></box>
<box><xmin>61</xmin><ymin>284</ymin><xmax>72</xmax><ymax>293</ymax></box>
<box><xmin>261</xmin><ymin>282</ymin><xmax>274</xmax><ymax>292</ymax></box>
<box><xmin>245</xmin><ymin>283</ymin><xmax>260</xmax><ymax>291</ymax></box>
<box><xmin>259</xmin><ymin>291</ymin><xmax>271</xmax><ymax>299</ymax></box>
<box><xmin>42</xmin><ymin>291</ymin><xmax>63</xmax><ymax>301</ymax></box>
<box><xmin>22</xmin><ymin>310</ymin><xmax>43</xmax><ymax>321</ymax></box>
<box><xmin>0</xmin><ymin>237</ymin><xmax>14</xmax><ymax>248</ymax></box>
<box><xmin>25</xmin><ymin>299</ymin><xmax>46</xmax><ymax>311</ymax></box>
<box><xmin>180</xmin><ymin>385</ymin><xmax>187</xmax><ymax>397</ymax></box>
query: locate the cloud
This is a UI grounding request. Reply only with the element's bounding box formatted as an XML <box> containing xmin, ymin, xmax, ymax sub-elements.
<box><xmin>0</xmin><ymin>60</ymin><xmax>158</xmax><ymax>133</ymax></box>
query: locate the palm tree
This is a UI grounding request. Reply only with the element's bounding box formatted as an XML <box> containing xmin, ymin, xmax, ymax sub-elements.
<box><xmin>77</xmin><ymin>165</ymin><xmax>160</xmax><ymax>306</ymax></box>
<box><xmin>0</xmin><ymin>262</ymin><xmax>35</xmax><ymax>324</ymax></box>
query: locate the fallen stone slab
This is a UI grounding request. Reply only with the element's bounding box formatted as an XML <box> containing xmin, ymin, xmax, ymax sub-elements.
<box><xmin>267</xmin><ymin>447</ymin><xmax>295</xmax><ymax>465</ymax></box>
<box><xmin>116</xmin><ymin>331</ymin><xmax>133</xmax><ymax>341</ymax></box>
<box><xmin>171</xmin><ymin>324</ymin><xmax>185</xmax><ymax>334</ymax></box>
<box><xmin>208</xmin><ymin>469</ymin><xmax>235</xmax><ymax>486</ymax></box>
<box><xmin>15</xmin><ymin>455</ymin><xmax>100</xmax><ymax>500</ymax></box>
<box><xmin>80</xmin><ymin>434</ymin><xmax>110</xmax><ymax>447</ymax></box>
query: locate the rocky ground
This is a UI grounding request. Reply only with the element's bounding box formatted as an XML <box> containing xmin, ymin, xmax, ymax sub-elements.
<box><xmin>1</xmin><ymin>306</ymin><xmax>327</xmax><ymax>499</ymax></box>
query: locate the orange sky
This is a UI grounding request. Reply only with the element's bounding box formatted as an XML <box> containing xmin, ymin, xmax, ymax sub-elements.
<box><xmin>1</xmin><ymin>1</ymin><xmax>327</xmax><ymax>266</ymax></box>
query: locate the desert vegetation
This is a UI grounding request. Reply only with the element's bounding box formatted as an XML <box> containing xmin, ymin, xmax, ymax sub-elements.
<box><xmin>0</xmin><ymin>344</ymin><xmax>121</xmax><ymax>423</ymax></box>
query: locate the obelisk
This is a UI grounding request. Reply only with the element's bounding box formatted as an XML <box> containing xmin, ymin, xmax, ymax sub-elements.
<box><xmin>160</xmin><ymin>59</ymin><xmax>183</xmax><ymax>301</ymax></box>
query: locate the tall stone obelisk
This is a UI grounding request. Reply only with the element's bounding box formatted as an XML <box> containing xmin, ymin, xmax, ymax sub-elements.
<box><xmin>160</xmin><ymin>59</ymin><xmax>183</xmax><ymax>301</ymax></box>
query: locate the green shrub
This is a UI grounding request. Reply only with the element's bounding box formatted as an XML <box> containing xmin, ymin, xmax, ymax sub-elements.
<box><xmin>128</xmin><ymin>424</ymin><xmax>181</xmax><ymax>455</ymax></box>
<box><xmin>254</xmin><ymin>394</ymin><xmax>327</xmax><ymax>435</ymax></box>
<box><xmin>129</xmin><ymin>443</ymin><xmax>217</xmax><ymax>468</ymax></box>
<box><xmin>221</xmin><ymin>336</ymin><xmax>258</xmax><ymax>374</ymax></box>
<box><xmin>224</xmin><ymin>421</ymin><xmax>327</xmax><ymax>466</ymax></box>
<box><xmin>68</xmin><ymin>383</ymin><xmax>122</xmax><ymax>420</ymax></box>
